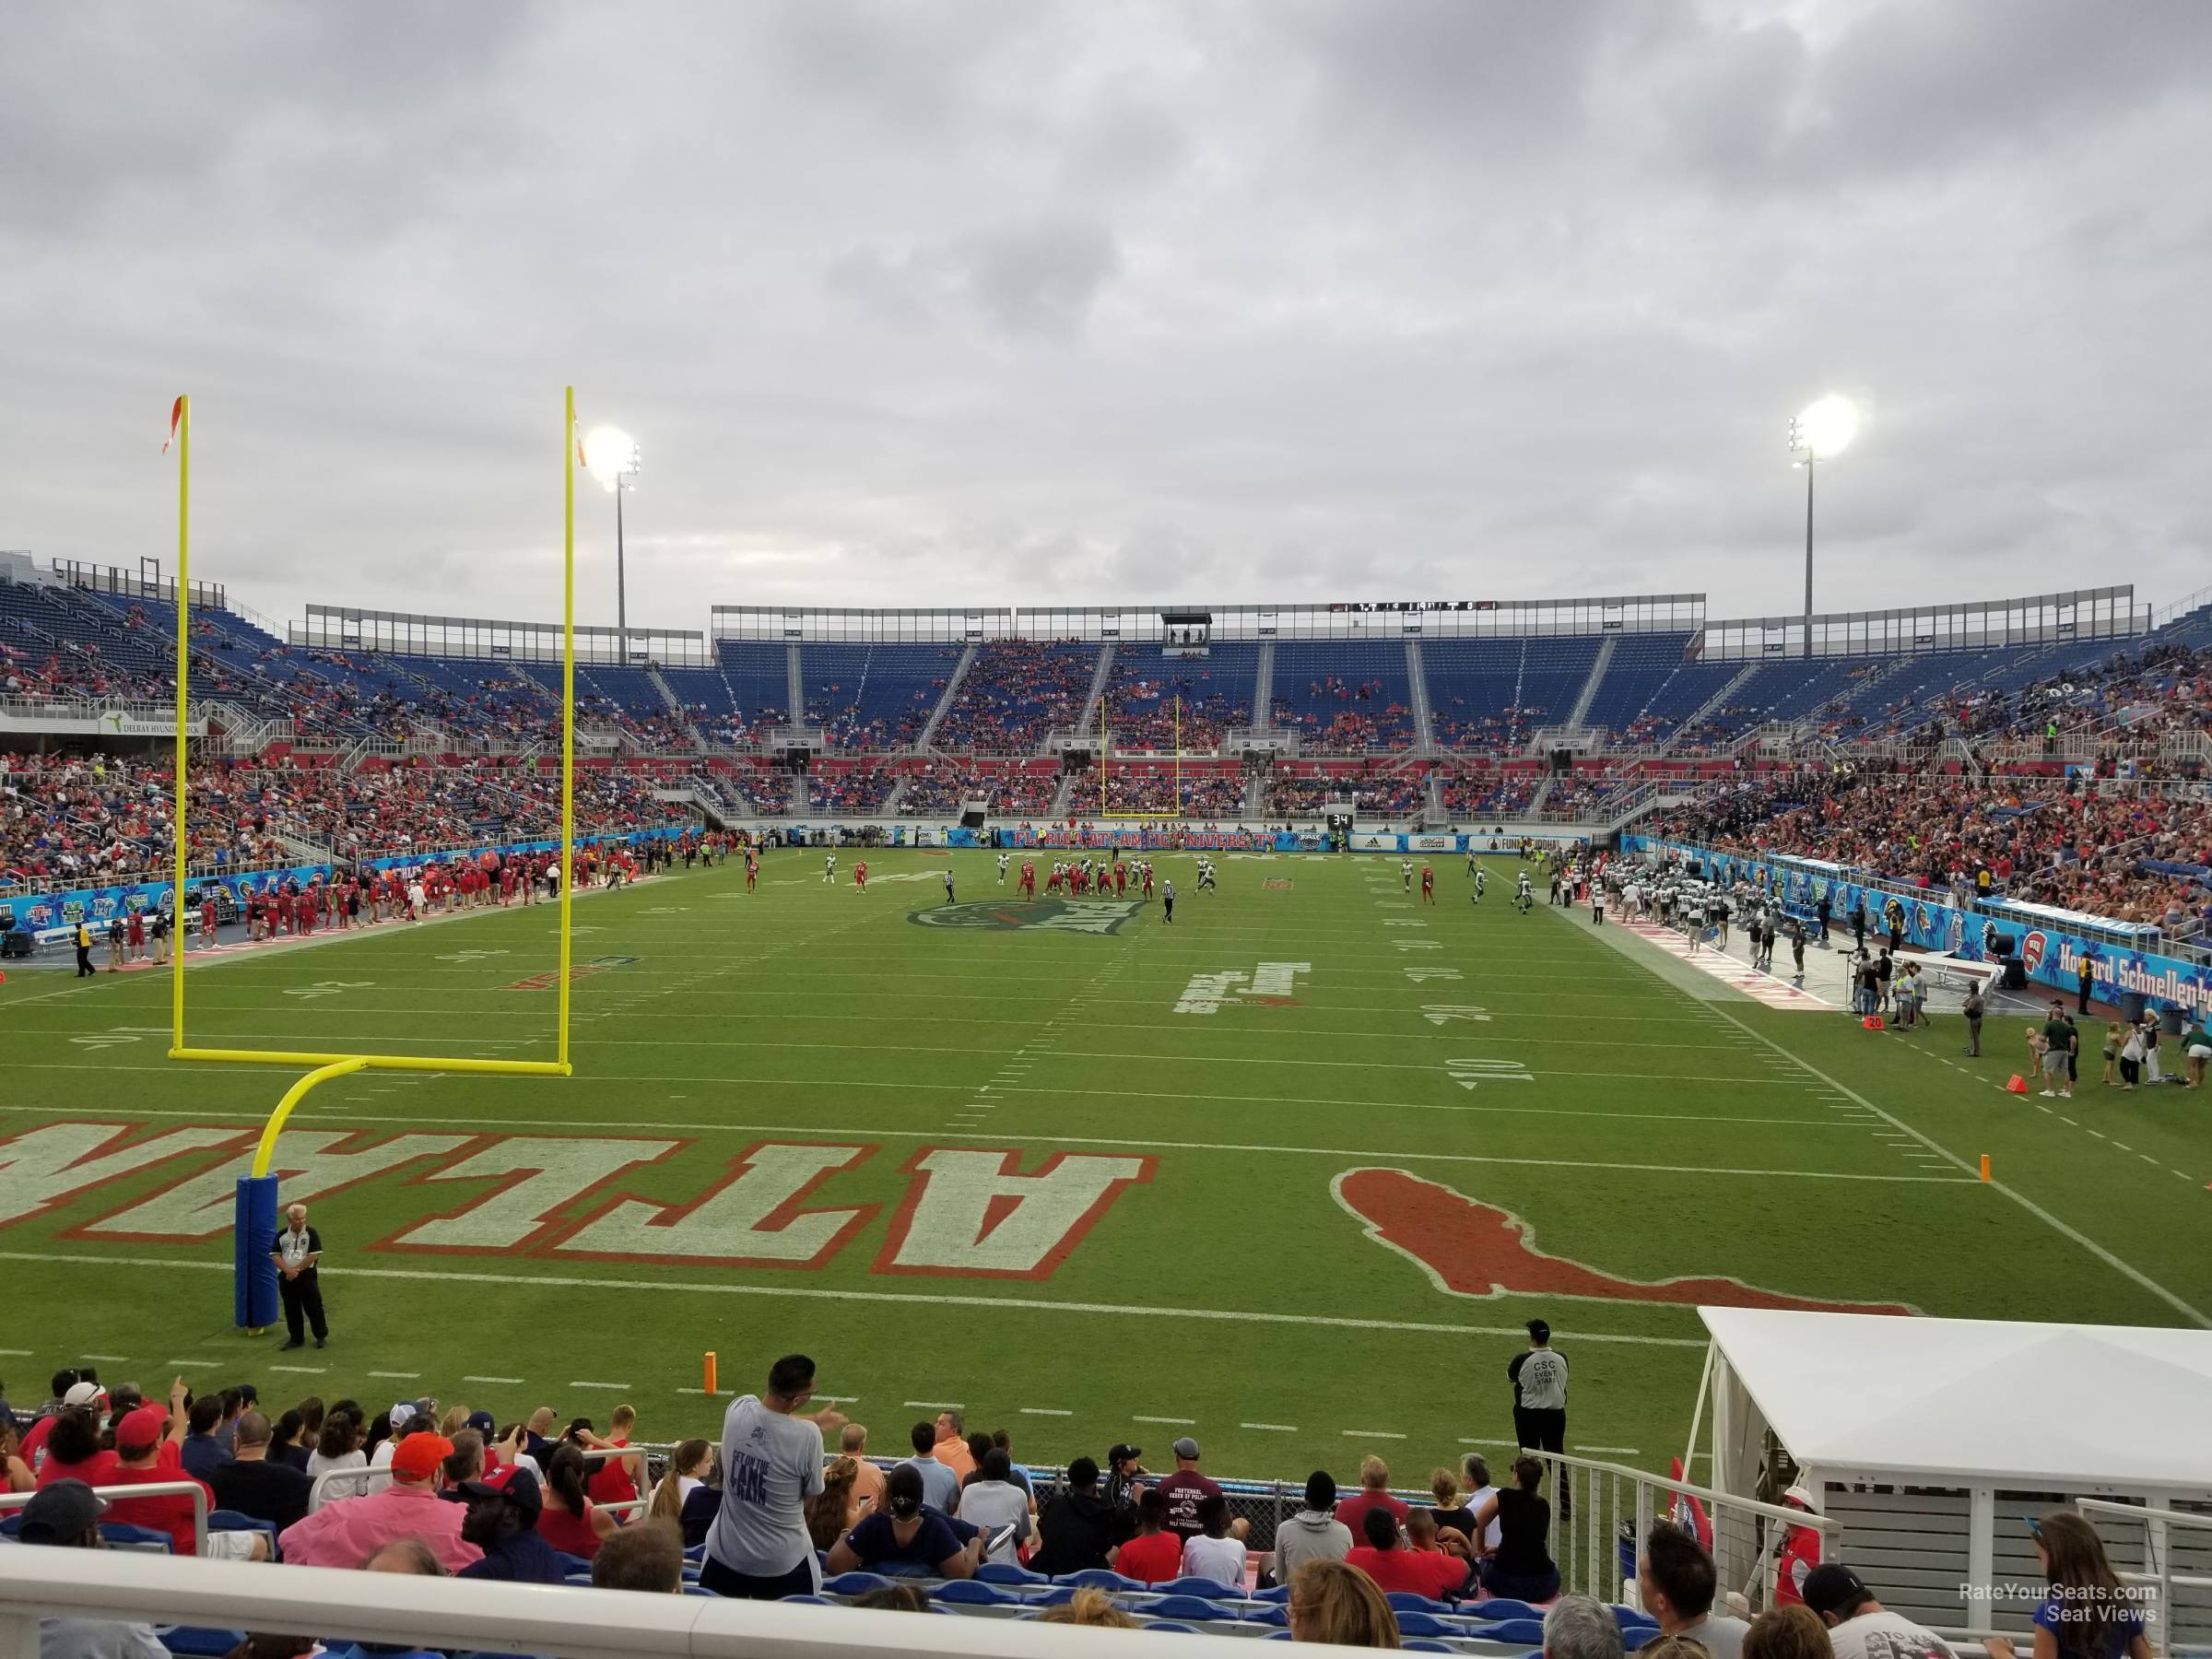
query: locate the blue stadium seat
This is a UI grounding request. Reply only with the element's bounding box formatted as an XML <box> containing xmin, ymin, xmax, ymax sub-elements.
<box><xmin>159</xmin><ymin>1630</ymin><xmax>247</xmax><ymax>1657</ymax></box>
<box><xmin>552</xmin><ymin>1551</ymin><xmax>592</xmax><ymax>1577</ymax></box>
<box><xmin>779</xmin><ymin>1595</ymin><xmax>832</xmax><ymax>1606</ymax></box>
<box><xmin>1394</xmin><ymin>1611</ymin><xmax>1459</xmax><ymax>1638</ymax></box>
<box><xmin>977</xmin><ymin>1560</ymin><xmax>1050</xmax><ymax>1586</ymax></box>
<box><xmin>1263</xmin><ymin>1631</ymin><xmax>1295</xmax><ymax>1642</ymax></box>
<box><xmin>1249</xmin><ymin>1584</ymin><xmax>1290</xmax><ymax>1604</ymax></box>
<box><xmin>1159</xmin><ymin>1576</ymin><xmax>1241</xmax><ymax>1600</ymax></box>
<box><xmin>1240</xmin><ymin>1606</ymin><xmax>1288</xmax><ymax>1628</ymax></box>
<box><xmin>823</xmin><ymin>1571</ymin><xmax>896</xmax><ymax>1596</ymax></box>
<box><xmin>1386</xmin><ymin>1593</ymin><xmax>1451</xmax><ymax>1613</ymax></box>
<box><xmin>1625</xmin><ymin>1627</ymin><xmax>1662</xmax><ymax>1650</ymax></box>
<box><xmin>1613</xmin><ymin>1606</ymin><xmax>1659</xmax><ymax>1629</ymax></box>
<box><xmin>1468</xmin><ymin>1599</ymin><xmax>1543</xmax><ymax>1621</ymax></box>
<box><xmin>1405</xmin><ymin>1643</ymin><xmax>1457</xmax><ymax>1654</ymax></box>
<box><xmin>681</xmin><ymin>1584</ymin><xmax>721</xmax><ymax>1597</ymax></box>
<box><xmin>1142</xmin><ymin>1596</ymin><xmax>1240</xmax><ymax>1623</ymax></box>
<box><xmin>1146</xmin><ymin>1624</ymin><xmax>1201</xmax><ymax>1635</ymax></box>
<box><xmin>1055</xmin><ymin>1569</ymin><xmax>1145</xmax><ymax>1591</ymax></box>
<box><xmin>1484</xmin><ymin>1618</ymin><xmax>1550</xmax><ymax>1645</ymax></box>
<box><xmin>934</xmin><ymin>1580</ymin><xmax>1024</xmax><ymax>1607</ymax></box>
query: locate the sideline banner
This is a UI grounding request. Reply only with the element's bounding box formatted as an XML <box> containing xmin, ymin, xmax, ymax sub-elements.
<box><xmin>1623</xmin><ymin>834</ymin><xmax>2212</xmax><ymax>1017</ymax></box>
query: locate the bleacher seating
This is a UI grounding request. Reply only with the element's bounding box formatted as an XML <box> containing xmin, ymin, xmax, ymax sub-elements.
<box><xmin>935</xmin><ymin>641</ymin><xmax>1100</xmax><ymax>753</ymax></box>
<box><xmin>1100</xmin><ymin>644</ymin><xmax>1259</xmax><ymax>753</ymax></box>
<box><xmin>1270</xmin><ymin>640</ymin><xmax>1415</xmax><ymax>754</ymax></box>
<box><xmin>803</xmin><ymin>643</ymin><xmax>963</xmax><ymax>751</ymax></box>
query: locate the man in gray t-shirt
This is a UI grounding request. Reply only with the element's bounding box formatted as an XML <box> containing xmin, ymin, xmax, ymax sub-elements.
<box><xmin>703</xmin><ymin>1354</ymin><xmax>826</xmax><ymax>1599</ymax></box>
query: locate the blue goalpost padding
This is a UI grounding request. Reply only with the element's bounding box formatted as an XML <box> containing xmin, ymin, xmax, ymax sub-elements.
<box><xmin>234</xmin><ymin>1174</ymin><xmax>279</xmax><ymax>1331</ymax></box>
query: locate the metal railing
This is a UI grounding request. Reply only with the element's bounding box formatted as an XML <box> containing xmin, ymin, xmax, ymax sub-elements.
<box><xmin>0</xmin><ymin>1478</ymin><xmax>208</xmax><ymax>1556</ymax></box>
<box><xmin>2076</xmin><ymin>1497</ymin><xmax>2212</xmax><ymax>1658</ymax></box>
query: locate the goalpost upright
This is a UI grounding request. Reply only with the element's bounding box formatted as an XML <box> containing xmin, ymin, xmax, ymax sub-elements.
<box><xmin>163</xmin><ymin>390</ymin><xmax>581</xmax><ymax>1332</ymax></box>
<box><xmin>1098</xmin><ymin>689</ymin><xmax>1183</xmax><ymax>821</ymax></box>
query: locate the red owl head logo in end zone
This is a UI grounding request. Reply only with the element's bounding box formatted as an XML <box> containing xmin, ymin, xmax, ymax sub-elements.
<box><xmin>2020</xmin><ymin>931</ymin><xmax>2049</xmax><ymax>974</ymax></box>
<box><xmin>1332</xmin><ymin>1168</ymin><xmax>1915</xmax><ymax>1314</ymax></box>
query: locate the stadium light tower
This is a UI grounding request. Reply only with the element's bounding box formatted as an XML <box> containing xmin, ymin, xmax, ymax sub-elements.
<box><xmin>1788</xmin><ymin>394</ymin><xmax>1858</xmax><ymax>659</ymax></box>
<box><xmin>583</xmin><ymin>426</ymin><xmax>642</xmax><ymax>658</ymax></box>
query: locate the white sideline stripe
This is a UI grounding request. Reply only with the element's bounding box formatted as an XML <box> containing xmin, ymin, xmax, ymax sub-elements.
<box><xmin>465</xmin><ymin>1374</ymin><xmax>525</xmax><ymax>1384</ymax></box>
<box><xmin>1135</xmin><ymin>1416</ymin><xmax>1195</xmax><ymax>1426</ymax></box>
<box><xmin>369</xmin><ymin>1371</ymin><xmax>421</xmax><ymax>1380</ymax></box>
<box><xmin>1241</xmin><ymin>1423</ymin><xmax>1299</xmax><ymax>1433</ymax></box>
<box><xmin>570</xmin><ymin>1382</ymin><xmax>629</xmax><ymax>1391</ymax></box>
<box><xmin>1700</xmin><ymin>1000</ymin><xmax>2212</xmax><ymax>1328</ymax></box>
<box><xmin>3</xmin><ymin>1102</ymin><xmax>1968</xmax><ymax>1183</ymax></box>
<box><xmin>1020</xmin><ymin>1408</ymin><xmax>1074</xmax><ymax>1417</ymax></box>
<box><xmin>1341</xmin><ymin>1430</ymin><xmax>1406</xmax><ymax>1440</ymax></box>
<box><xmin>904</xmin><ymin>1400</ymin><xmax>964</xmax><ymax>1409</ymax></box>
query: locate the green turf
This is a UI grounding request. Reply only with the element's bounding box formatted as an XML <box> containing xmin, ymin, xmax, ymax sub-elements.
<box><xmin>3</xmin><ymin>848</ymin><xmax>2206</xmax><ymax>1482</ymax></box>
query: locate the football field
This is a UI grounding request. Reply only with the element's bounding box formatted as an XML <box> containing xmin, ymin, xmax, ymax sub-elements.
<box><xmin>4</xmin><ymin>847</ymin><xmax>2208</xmax><ymax>1479</ymax></box>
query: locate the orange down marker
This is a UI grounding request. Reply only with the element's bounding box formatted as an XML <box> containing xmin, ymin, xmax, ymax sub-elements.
<box><xmin>1980</xmin><ymin>1154</ymin><xmax>1991</xmax><ymax>1182</ymax></box>
<box><xmin>704</xmin><ymin>1350</ymin><xmax>718</xmax><ymax>1394</ymax></box>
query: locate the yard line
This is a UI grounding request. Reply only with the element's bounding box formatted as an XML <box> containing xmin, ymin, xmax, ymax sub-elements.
<box><xmin>904</xmin><ymin>1400</ymin><xmax>965</xmax><ymax>1409</ymax></box>
<box><xmin>1020</xmin><ymin>1407</ymin><xmax>1075</xmax><ymax>1417</ymax></box>
<box><xmin>464</xmin><ymin>1374</ymin><xmax>525</xmax><ymax>1384</ymax></box>
<box><xmin>369</xmin><ymin>1371</ymin><xmax>422</xmax><ymax>1381</ymax></box>
<box><xmin>1241</xmin><ymin>1423</ymin><xmax>1300</xmax><ymax>1433</ymax></box>
<box><xmin>570</xmin><ymin>1382</ymin><xmax>630</xmax><ymax>1391</ymax></box>
<box><xmin>4</xmin><ymin>1101</ymin><xmax>1967</xmax><ymax>1182</ymax></box>
<box><xmin>1135</xmin><ymin>1416</ymin><xmax>1196</xmax><ymax>1426</ymax></box>
<box><xmin>1341</xmin><ymin>1430</ymin><xmax>1407</xmax><ymax>1440</ymax></box>
<box><xmin>1700</xmin><ymin>998</ymin><xmax>2212</xmax><ymax>1328</ymax></box>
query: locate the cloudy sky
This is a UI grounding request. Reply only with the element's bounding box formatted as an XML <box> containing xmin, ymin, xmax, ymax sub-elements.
<box><xmin>6</xmin><ymin>1</ymin><xmax>2210</xmax><ymax>639</ymax></box>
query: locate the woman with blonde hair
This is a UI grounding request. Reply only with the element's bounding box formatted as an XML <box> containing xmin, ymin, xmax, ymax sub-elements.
<box><xmin>648</xmin><ymin>1438</ymin><xmax>712</xmax><ymax>1524</ymax></box>
<box><xmin>1040</xmin><ymin>1589</ymin><xmax>1141</xmax><ymax>1629</ymax></box>
<box><xmin>1290</xmin><ymin>1559</ymin><xmax>1401</xmax><ymax>1647</ymax></box>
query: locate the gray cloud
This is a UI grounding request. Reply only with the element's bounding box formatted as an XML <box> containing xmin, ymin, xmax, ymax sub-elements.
<box><xmin>3</xmin><ymin>1</ymin><xmax>2209</xmax><ymax>636</ymax></box>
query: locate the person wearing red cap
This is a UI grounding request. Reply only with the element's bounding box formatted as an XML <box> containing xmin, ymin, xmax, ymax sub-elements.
<box><xmin>104</xmin><ymin>1383</ymin><xmax>267</xmax><ymax>1560</ymax></box>
<box><xmin>276</xmin><ymin>1431</ymin><xmax>477</xmax><ymax>1572</ymax></box>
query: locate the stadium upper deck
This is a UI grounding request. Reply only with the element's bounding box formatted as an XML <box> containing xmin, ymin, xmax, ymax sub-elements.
<box><xmin>5</xmin><ymin>567</ymin><xmax>2207</xmax><ymax>790</ymax></box>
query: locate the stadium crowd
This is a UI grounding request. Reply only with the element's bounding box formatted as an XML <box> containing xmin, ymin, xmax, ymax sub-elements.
<box><xmin>1655</xmin><ymin>770</ymin><xmax>2212</xmax><ymax>938</ymax></box>
<box><xmin>0</xmin><ymin>752</ymin><xmax>684</xmax><ymax>888</ymax></box>
<box><xmin>935</xmin><ymin>641</ymin><xmax>1099</xmax><ymax>753</ymax></box>
<box><xmin>0</xmin><ymin>1356</ymin><xmax>2137</xmax><ymax>1659</ymax></box>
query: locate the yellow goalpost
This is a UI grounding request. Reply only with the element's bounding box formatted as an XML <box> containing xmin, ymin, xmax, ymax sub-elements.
<box><xmin>1098</xmin><ymin>689</ymin><xmax>1186</xmax><ymax>820</ymax></box>
<box><xmin>162</xmin><ymin>390</ymin><xmax>580</xmax><ymax>1330</ymax></box>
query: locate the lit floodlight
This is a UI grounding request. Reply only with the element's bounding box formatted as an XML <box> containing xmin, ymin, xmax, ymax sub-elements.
<box><xmin>582</xmin><ymin>425</ymin><xmax>641</xmax><ymax>494</ymax></box>
<box><xmin>1790</xmin><ymin>394</ymin><xmax>1859</xmax><ymax>461</ymax></box>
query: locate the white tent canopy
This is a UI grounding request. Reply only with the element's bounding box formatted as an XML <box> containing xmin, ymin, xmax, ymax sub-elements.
<box><xmin>1698</xmin><ymin>1308</ymin><xmax>2212</xmax><ymax>1643</ymax></box>
<box><xmin>1700</xmin><ymin>1307</ymin><xmax>2212</xmax><ymax>1491</ymax></box>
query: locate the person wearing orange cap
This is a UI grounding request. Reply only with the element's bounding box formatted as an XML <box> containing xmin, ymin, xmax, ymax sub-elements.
<box><xmin>277</xmin><ymin>1430</ymin><xmax>477</xmax><ymax>1572</ymax></box>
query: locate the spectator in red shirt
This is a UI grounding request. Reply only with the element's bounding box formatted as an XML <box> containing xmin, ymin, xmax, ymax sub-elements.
<box><xmin>1111</xmin><ymin>1488</ymin><xmax>1184</xmax><ymax>1584</ymax></box>
<box><xmin>1335</xmin><ymin>1454</ymin><xmax>1410</xmax><ymax>1537</ymax></box>
<box><xmin>103</xmin><ymin>1391</ymin><xmax>267</xmax><ymax>1560</ymax></box>
<box><xmin>1345</xmin><ymin>1505</ymin><xmax>1470</xmax><ymax>1601</ymax></box>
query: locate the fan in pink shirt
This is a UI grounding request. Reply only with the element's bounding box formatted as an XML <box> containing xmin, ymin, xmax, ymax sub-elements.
<box><xmin>278</xmin><ymin>1432</ymin><xmax>478</xmax><ymax>1572</ymax></box>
